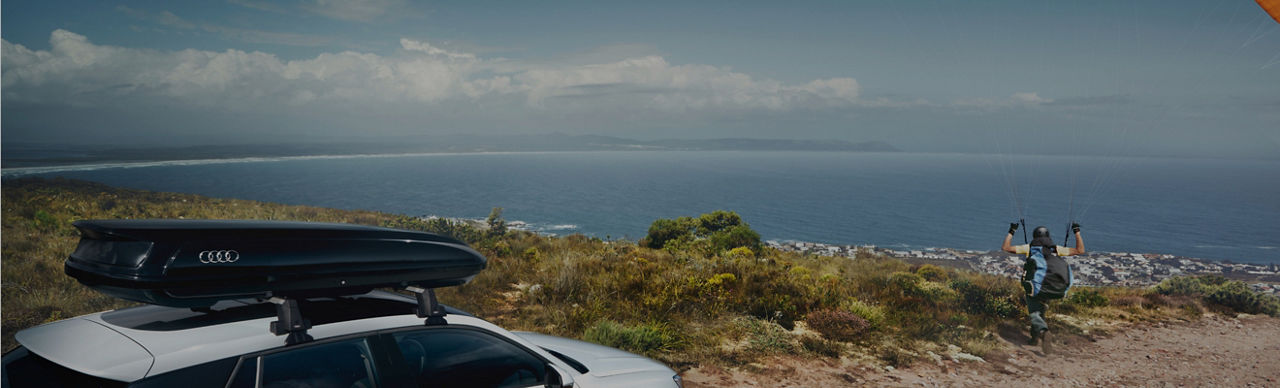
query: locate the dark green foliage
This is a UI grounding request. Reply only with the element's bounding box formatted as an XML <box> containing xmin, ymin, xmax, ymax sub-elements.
<box><xmin>708</xmin><ymin>224</ymin><xmax>762</xmax><ymax>253</ymax></box>
<box><xmin>695</xmin><ymin>210</ymin><xmax>743</xmax><ymax>235</ymax></box>
<box><xmin>805</xmin><ymin>309</ymin><xmax>870</xmax><ymax>342</ymax></box>
<box><xmin>642</xmin><ymin>217</ymin><xmax>695</xmax><ymax>249</ymax></box>
<box><xmin>486</xmin><ymin>207</ymin><xmax>507</xmax><ymax>237</ymax></box>
<box><xmin>641</xmin><ymin>211</ymin><xmax>761</xmax><ymax>253</ymax></box>
<box><xmin>1205</xmin><ymin>281</ymin><xmax>1280</xmax><ymax>316</ymax></box>
<box><xmin>31</xmin><ymin>210</ymin><xmax>58</xmax><ymax>231</ymax></box>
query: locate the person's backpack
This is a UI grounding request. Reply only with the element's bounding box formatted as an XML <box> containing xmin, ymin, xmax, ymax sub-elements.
<box><xmin>1022</xmin><ymin>245</ymin><xmax>1073</xmax><ymax>299</ymax></box>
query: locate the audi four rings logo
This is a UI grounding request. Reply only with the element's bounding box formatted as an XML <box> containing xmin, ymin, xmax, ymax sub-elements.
<box><xmin>199</xmin><ymin>250</ymin><xmax>240</xmax><ymax>264</ymax></box>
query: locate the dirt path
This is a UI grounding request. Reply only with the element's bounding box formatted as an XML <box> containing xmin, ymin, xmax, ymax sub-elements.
<box><xmin>683</xmin><ymin>314</ymin><xmax>1280</xmax><ymax>387</ymax></box>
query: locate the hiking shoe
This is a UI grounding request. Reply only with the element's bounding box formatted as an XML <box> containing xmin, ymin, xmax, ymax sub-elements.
<box><xmin>1040</xmin><ymin>329</ymin><xmax>1052</xmax><ymax>354</ymax></box>
<box><xmin>1027</xmin><ymin>329</ymin><xmax>1040</xmax><ymax>346</ymax></box>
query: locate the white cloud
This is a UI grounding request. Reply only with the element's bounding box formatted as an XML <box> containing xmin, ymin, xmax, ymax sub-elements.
<box><xmin>2</xmin><ymin>30</ymin><xmax>865</xmax><ymax>113</ymax></box>
<box><xmin>953</xmin><ymin>91</ymin><xmax>1053</xmax><ymax>109</ymax></box>
<box><xmin>518</xmin><ymin>56</ymin><xmax>860</xmax><ymax>110</ymax></box>
<box><xmin>399</xmin><ymin>39</ymin><xmax>477</xmax><ymax>61</ymax></box>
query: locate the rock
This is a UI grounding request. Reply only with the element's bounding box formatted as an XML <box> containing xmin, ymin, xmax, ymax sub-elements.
<box><xmin>952</xmin><ymin>352</ymin><xmax>986</xmax><ymax>363</ymax></box>
<box><xmin>885</xmin><ymin>366</ymin><xmax>895</xmax><ymax>372</ymax></box>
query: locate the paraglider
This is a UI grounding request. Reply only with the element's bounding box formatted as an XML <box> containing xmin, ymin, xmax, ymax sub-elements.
<box><xmin>1259</xmin><ymin>0</ymin><xmax>1280</xmax><ymax>24</ymax></box>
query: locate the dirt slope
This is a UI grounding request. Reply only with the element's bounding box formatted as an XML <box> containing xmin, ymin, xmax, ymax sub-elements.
<box><xmin>683</xmin><ymin>314</ymin><xmax>1280</xmax><ymax>387</ymax></box>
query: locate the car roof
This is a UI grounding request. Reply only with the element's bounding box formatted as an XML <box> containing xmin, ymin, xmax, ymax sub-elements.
<box><xmin>14</xmin><ymin>291</ymin><xmax>495</xmax><ymax>382</ymax></box>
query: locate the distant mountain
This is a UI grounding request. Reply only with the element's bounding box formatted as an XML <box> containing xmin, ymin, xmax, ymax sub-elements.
<box><xmin>0</xmin><ymin>135</ymin><xmax>899</xmax><ymax>167</ymax></box>
<box><xmin>642</xmin><ymin>138</ymin><xmax>899</xmax><ymax>152</ymax></box>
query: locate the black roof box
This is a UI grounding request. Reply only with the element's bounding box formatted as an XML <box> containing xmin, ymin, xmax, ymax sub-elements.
<box><xmin>65</xmin><ymin>220</ymin><xmax>487</xmax><ymax>307</ymax></box>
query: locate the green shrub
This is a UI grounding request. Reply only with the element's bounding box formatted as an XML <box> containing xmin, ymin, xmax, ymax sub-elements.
<box><xmin>642</xmin><ymin>218</ymin><xmax>696</xmax><ymax>249</ymax></box>
<box><xmin>887</xmin><ymin>271</ymin><xmax>925</xmax><ymax>299</ymax></box>
<box><xmin>949</xmin><ymin>277</ymin><xmax>1022</xmax><ymax>319</ymax></box>
<box><xmin>1205</xmin><ymin>281</ymin><xmax>1280</xmax><ymax>316</ymax></box>
<box><xmin>708</xmin><ymin>224</ymin><xmax>762</xmax><ymax>253</ymax></box>
<box><xmin>1067</xmin><ymin>287</ymin><xmax>1109</xmax><ymax>308</ymax></box>
<box><xmin>843</xmin><ymin>299</ymin><xmax>887</xmax><ymax>329</ymax></box>
<box><xmin>735</xmin><ymin>317</ymin><xmax>797</xmax><ymax>355</ymax></box>
<box><xmin>486</xmin><ymin>207</ymin><xmax>507</xmax><ymax>237</ymax></box>
<box><xmin>641</xmin><ymin>211</ymin><xmax>761</xmax><ymax>253</ymax></box>
<box><xmin>1153</xmin><ymin>275</ymin><xmax>1279</xmax><ymax>317</ymax></box>
<box><xmin>915</xmin><ymin>264</ymin><xmax>948</xmax><ymax>282</ymax></box>
<box><xmin>1154</xmin><ymin>276</ymin><xmax>1209</xmax><ymax>296</ymax></box>
<box><xmin>696</xmin><ymin>211</ymin><xmax>744</xmax><ymax>236</ymax></box>
<box><xmin>583</xmin><ymin>321</ymin><xmax>676</xmax><ymax>354</ymax></box>
<box><xmin>805</xmin><ymin>309</ymin><xmax>870</xmax><ymax>342</ymax></box>
<box><xmin>746</xmin><ymin>293</ymin><xmax>800</xmax><ymax>330</ymax></box>
<box><xmin>32</xmin><ymin>210</ymin><xmax>58</xmax><ymax>231</ymax></box>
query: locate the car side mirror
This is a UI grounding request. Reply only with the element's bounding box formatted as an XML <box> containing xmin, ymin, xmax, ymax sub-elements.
<box><xmin>545</xmin><ymin>363</ymin><xmax>575</xmax><ymax>388</ymax></box>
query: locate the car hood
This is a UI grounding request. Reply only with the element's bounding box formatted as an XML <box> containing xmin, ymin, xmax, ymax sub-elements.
<box><xmin>513</xmin><ymin>332</ymin><xmax>675</xmax><ymax>379</ymax></box>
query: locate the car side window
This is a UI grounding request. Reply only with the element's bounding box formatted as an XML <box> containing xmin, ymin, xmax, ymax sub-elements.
<box><xmin>259</xmin><ymin>337</ymin><xmax>380</xmax><ymax>388</ymax></box>
<box><xmin>392</xmin><ymin>328</ymin><xmax>546</xmax><ymax>388</ymax></box>
<box><xmin>126</xmin><ymin>356</ymin><xmax>240</xmax><ymax>388</ymax></box>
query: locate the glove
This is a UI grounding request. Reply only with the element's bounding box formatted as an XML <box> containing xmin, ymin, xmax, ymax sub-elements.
<box><xmin>1008</xmin><ymin>222</ymin><xmax>1019</xmax><ymax>235</ymax></box>
<box><xmin>1072</xmin><ymin>222</ymin><xmax>1081</xmax><ymax>233</ymax></box>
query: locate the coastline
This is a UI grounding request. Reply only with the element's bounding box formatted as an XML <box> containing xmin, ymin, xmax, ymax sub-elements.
<box><xmin>441</xmin><ymin>213</ymin><xmax>1280</xmax><ymax>296</ymax></box>
<box><xmin>767</xmin><ymin>240</ymin><xmax>1280</xmax><ymax>296</ymax></box>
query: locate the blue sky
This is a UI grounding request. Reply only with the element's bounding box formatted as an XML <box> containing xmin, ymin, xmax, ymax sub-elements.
<box><xmin>3</xmin><ymin>1</ymin><xmax>1278</xmax><ymax>158</ymax></box>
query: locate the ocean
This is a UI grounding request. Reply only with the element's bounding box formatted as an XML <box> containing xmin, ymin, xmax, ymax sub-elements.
<box><xmin>4</xmin><ymin>151</ymin><xmax>1277</xmax><ymax>264</ymax></box>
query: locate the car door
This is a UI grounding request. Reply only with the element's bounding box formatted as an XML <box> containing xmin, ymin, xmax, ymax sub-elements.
<box><xmin>385</xmin><ymin>327</ymin><xmax>555</xmax><ymax>388</ymax></box>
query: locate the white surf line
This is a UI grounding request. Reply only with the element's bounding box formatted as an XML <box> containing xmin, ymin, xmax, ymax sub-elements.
<box><xmin>0</xmin><ymin>151</ymin><xmax>555</xmax><ymax>178</ymax></box>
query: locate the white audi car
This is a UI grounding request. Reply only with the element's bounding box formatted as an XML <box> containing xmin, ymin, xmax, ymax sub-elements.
<box><xmin>2</xmin><ymin>220</ymin><xmax>682</xmax><ymax>388</ymax></box>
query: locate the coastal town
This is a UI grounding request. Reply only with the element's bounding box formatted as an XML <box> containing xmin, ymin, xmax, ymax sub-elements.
<box><xmin>767</xmin><ymin>240</ymin><xmax>1280</xmax><ymax>296</ymax></box>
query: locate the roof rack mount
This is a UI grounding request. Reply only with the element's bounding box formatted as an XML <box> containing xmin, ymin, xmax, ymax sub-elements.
<box><xmin>406</xmin><ymin>286</ymin><xmax>448</xmax><ymax>326</ymax></box>
<box><xmin>268</xmin><ymin>297</ymin><xmax>314</xmax><ymax>346</ymax></box>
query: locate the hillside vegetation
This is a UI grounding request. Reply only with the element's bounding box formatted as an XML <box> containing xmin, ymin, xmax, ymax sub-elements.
<box><xmin>3</xmin><ymin>177</ymin><xmax>1276</xmax><ymax>367</ymax></box>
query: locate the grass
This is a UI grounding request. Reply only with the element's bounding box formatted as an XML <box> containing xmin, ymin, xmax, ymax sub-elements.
<box><xmin>3</xmin><ymin>177</ymin><xmax>1275</xmax><ymax>369</ymax></box>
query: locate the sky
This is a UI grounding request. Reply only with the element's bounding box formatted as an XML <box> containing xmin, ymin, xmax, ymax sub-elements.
<box><xmin>2</xmin><ymin>0</ymin><xmax>1279</xmax><ymax>158</ymax></box>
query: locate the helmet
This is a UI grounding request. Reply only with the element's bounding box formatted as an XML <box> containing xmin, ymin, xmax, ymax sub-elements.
<box><xmin>1032</xmin><ymin>226</ymin><xmax>1050</xmax><ymax>239</ymax></box>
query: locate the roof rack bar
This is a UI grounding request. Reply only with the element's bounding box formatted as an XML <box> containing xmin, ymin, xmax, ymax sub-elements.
<box><xmin>405</xmin><ymin>286</ymin><xmax>447</xmax><ymax>326</ymax></box>
<box><xmin>268</xmin><ymin>297</ymin><xmax>314</xmax><ymax>345</ymax></box>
